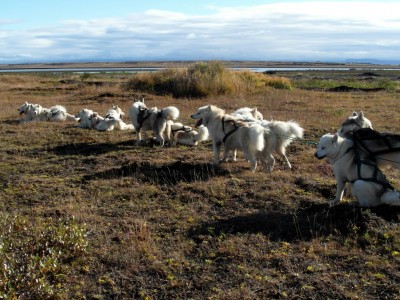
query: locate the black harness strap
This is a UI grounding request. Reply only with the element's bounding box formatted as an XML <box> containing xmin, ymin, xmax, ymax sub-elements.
<box><xmin>222</xmin><ymin>117</ymin><xmax>240</xmax><ymax>143</ymax></box>
<box><xmin>353</xmin><ymin>128</ymin><xmax>400</xmax><ymax>156</ymax></box>
<box><xmin>137</xmin><ymin>108</ymin><xmax>151</xmax><ymax>130</ymax></box>
<box><xmin>350</xmin><ymin>146</ymin><xmax>395</xmax><ymax>192</ymax></box>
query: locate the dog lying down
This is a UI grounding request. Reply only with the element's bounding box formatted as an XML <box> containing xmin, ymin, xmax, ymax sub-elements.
<box><xmin>18</xmin><ymin>102</ymin><xmax>78</xmax><ymax>122</ymax></box>
<box><xmin>315</xmin><ymin>133</ymin><xmax>400</xmax><ymax>207</ymax></box>
<box><xmin>75</xmin><ymin>106</ymin><xmax>134</xmax><ymax>131</ymax></box>
<box><xmin>171</xmin><ymin>123</ymin><xmax>209</xmax><ymax>146</ymax></box>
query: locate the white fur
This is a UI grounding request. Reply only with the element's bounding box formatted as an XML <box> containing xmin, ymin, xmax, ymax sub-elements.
<box><xmin>22</xmin><ymin>103</ymin><xmax>78</xmax><ymax>122</ymax></box>
<box><xmin>129</xmin><ymin>100</ymin><xmax>180</xmax><ymax>146</ymax></box>
<box><xmin>191</xmin><ymin>105</ymin><xmax>265</xmax><ymax>171</ymax></box>
<box><xmin>314</xmin><ymin>133</ymin><xmax>400</xmax><ymax>207</ymax></box>
<box><xmin>260</xmin><ymin>120</ymin><xmax>304</xmax><ymax>171</ymax></box>
<box><xmin>231</xmin><ymin>107</ymin><xmax>263</xmax><ymax>122</ymax></box>
<box><xmin>102</xmin><ymin>105</ymin><xmax>134</xmax><ymax>131</ymax></box>
<box><xmin>172</xmin><ymin>124</ymin><xmax>209</xmax><ymax>146</ymax></box>
<box><xmin>76</xmin><ymin>109</ymin><xmax>95</xmax><ymax>129</ymax></box>
<box><xmin>18</xmin><ymin>102</ymin><xmax>38</xmax><ymax>122</ymax></box>
<box><xmin>48</xmin><ymin>105</ymin><xmax>79</xmax><ymax>122</ymax></box>
<box><xmin>30</xmin><ymin>105</ymin><xmax>51</xmax><ymax>121</ymax></box>
<box><xmin>89</xmin><ymin>113</ymin><xmax>117</xmax><ymax>131</ymax></box>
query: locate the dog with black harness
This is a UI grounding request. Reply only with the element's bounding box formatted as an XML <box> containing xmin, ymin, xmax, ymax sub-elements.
<box><xmin>191</xmin><ymin>105</ymin><xmax>265</xmax><ymax>171</ymax></box>
<box><xmin>129</xmin><ymin>99</ymin><xmax>179</xmax><ymax>146</ymax></box>
<box><xmin>315</xmin><ymin>132</ymin><xmax>400</xmax><ymax>207</ymax></box>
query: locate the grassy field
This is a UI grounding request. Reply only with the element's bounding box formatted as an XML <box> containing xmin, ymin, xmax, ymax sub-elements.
<box><xmin>1</xmin><ymin>65</ymin><xmax>400</xmax><ymax>299</ymax></box>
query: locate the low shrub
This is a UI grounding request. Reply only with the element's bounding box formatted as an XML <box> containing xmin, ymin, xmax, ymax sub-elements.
<box><xmin>0</xmin><ymin>214</ymin><xmax>88</xmax><ymax>299</ymax></box>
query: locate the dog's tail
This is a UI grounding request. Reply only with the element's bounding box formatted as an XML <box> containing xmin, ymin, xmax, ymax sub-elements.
<box><xmin>287</xmin><ymin>121</ymin><xmax>304</xmax><ymax>139</ymax></box>
<box><xmin>195</xmin><ymin>125</ymin><xmax>209</xmax><ymax>142</ymax></box>
<box><xmin>273</xmin><ymin>120</ymin><xmax>304</xmax><ymax>149</ymax></box>
<box><xmin>161</xmin><ymin>106</ymin><xmax>180</xmax><ymax>121</ymax></box>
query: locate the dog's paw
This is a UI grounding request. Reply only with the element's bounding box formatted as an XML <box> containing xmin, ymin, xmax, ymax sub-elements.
<box><xmin>328</xmin><ymin>199</ymin><xmax>341</xmax><ymax>207</ymax></box>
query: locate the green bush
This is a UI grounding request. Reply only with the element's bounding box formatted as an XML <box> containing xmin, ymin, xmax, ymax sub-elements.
<box><xmin>0</xmin><ymin>214</ymin><xmax>88</xmax><ymax>299</ymax></box>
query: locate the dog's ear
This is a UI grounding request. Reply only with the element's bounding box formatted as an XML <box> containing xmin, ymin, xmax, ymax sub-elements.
<box><xmin>332</xmin><ymin>133</ymin><xmax>339</xmax><ymax>143</ymax></box>
<box><xmin>206</xmin><ymin>105</ymin><xmax>212</xmax><ymax>111</ymax></box>
<box><xmin>358</xmin><ymin>111</ymin><xmax>365</xmax><ymax>119</ymax></box>
<box><xmin>352</xmin><ymin>111</ymin><xmax>358</xmax><ymax>117</ymax></box>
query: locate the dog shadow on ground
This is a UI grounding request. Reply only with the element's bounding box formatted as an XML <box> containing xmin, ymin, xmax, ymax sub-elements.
<box><xmin>1</xmin><ymin>119</ymin><xmax>21</xmax><ymax>125</ymax></box>
<box><xmin>82</xmin><ymin>160</ymin><xmax>230</xmax><ymax>184</ymax></box>
<box><xmin>50</xmin><ymin>140</ymin><xmax>135</xmax><ymax>156</ymax></box>
<box><xmin>188</xmin><ymin>201</ymin><xmax>400</xmax><ymax>243</ymax></box>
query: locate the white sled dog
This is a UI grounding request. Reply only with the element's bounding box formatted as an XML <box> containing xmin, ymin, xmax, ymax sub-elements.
<box><xmin>339</xmin><ymin>111</ymin><xmax>400</xmax><ymax>170</ymax></box>
<box><xmin>30</xmin><ymin>104</ymin><xmax>78</xmax><ymax>122</ymax></box>
<box><xmin>75</xmin><ymin>109</ymin><xmax>96</xmax><ymax>129</ymax></box>
<box><xmin>88</xmin><ymin>113</ymin><xmax>123</xmax><ymax>131</ymax></box>
<box><xmin>191</xmin><ymin>105</ymin><xmax>265</xmax><ymax>171</ymax></box>
<box><xmin>172</xmin><ymin>123</ymin><xmax>209</xmax><ymax>146</ymax></box>
<box><xmin>98</xmin><ymin>105</ymin><xmax>134</xmax><ymax>131</ymax></box>
<box><xmin>260</xmin><ymin>120</ymin><xmax>304</xmax><ymax>171</ymax></box>
<box><xmin>18</xmin><ymin>102</ymin><xmax>37</xmax><ymax>122</ymax></box>
<box><xmin>338</xmin><ymin>111</ymin><xmax>373</xmax><ymax>138</ymax></box>
<box><xmin>231</xmin><ymin>107</ymin><xmax>263</xmax><ymax>122</ymax></box>
<box><xmin>314</xmin><ymin>133</ymin><xmax>400</xmax><ymax>207</ymax></box>
<box><xmin>129</xmin><ymin>100</ymin><xmax>180</xmax><ymax>146</ymax></box>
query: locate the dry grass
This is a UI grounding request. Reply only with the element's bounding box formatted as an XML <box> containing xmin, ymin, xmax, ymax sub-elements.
<box><xmin>1</xmin><ymin>68</ymin><xmax>400</xmax><ymax>299</ymax></box>
<box><xmin>125</xmin><ymin>61</ymin><xmax>291</xmax><ymax>98</ymax></box>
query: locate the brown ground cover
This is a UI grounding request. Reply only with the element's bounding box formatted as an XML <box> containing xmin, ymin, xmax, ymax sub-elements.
<box><xmin>1</xmin><ymin>67</ymin><xmax>400</xmax><ymax>299</ymax></box>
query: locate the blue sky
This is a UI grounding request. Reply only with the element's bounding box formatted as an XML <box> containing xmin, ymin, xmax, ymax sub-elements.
<box><xmin>1</xmin><ymin>1</ymin><xmax>400</xmax><ymax>64</ymax></box>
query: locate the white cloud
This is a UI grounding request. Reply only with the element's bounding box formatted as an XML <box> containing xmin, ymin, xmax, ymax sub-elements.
<box><xmin>1</xmin><ymin>1</ymin><xmax>400</xmax><ymax>63</ymax></box>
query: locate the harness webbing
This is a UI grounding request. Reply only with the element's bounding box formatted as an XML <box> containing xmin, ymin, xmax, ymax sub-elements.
<box><xmin>353</xmin><ymin>128</ymin><xmax>400</xmax><ymax>156</ymax></box>
<box><xmin>350</xmin><ymin>146</ymin><xmax>395</xmax><ymax>192</ymax></box>
<box><xmin>137</xmin><ymin>108</ymin><xmax>151</xmax><ymax>130</ymax></box>
<box><xmin>222</xmin><ymin>117</ymin><xmax>240</xmax><ymax>143</ymax></box>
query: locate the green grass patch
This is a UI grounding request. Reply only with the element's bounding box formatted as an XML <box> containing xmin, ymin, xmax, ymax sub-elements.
<box><xmin>293</xmin><ymin>77</ymin><xmax>398</xmax><ymax>92</ymax></box>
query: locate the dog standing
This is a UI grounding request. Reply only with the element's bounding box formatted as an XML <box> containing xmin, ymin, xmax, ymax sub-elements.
<box><xmin>260</xmin><ymin>120</ymin><xmax>304</xmax><ymax>171</ymax></box>
<box><xmin>129</xmin><ymin>100</ymin><xmax>180</xmax><ymax>146</ymax></box>
<box><xmin>314</xmin><ymin>133</ymin><xmax>400</xmax><ymax>207</ymax></box>
<box><xmin>191</xmin><ymin>105</ymin><xmax>265</xmax><ymax>171</ymax></box>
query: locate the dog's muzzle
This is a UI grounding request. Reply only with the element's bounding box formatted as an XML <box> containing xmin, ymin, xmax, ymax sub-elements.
<box><xmin>314</xmin><ymin>152</ymin><xmax>325</xmax><ymax>160</ymax></box>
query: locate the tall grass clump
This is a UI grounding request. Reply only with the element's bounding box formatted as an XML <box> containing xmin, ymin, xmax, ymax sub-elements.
<box><xmin>125</xmin><ymin>61</ymin><xmax>291</xmax><ymax>98</ymax></box>
<box><xmin>0</xmin><ymin>214</ymin><xmax>88</xmax><ymax>299</ymax></box>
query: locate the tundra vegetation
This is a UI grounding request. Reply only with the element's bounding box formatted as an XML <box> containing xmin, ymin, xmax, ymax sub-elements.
<box><xmin>1</xmin><ymin>62</ymin><xmax>400</xmax><ymax>299</ymax></box>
